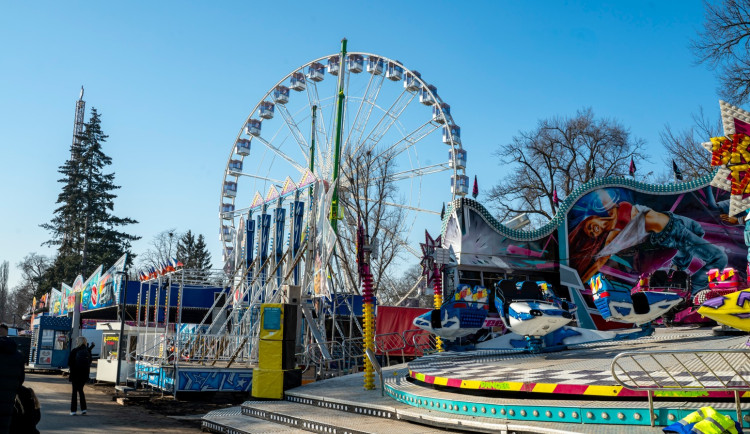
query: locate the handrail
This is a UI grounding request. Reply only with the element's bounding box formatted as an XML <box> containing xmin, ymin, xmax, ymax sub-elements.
<box><xmin>611</xmin><ymin>349</ymin><xmax>750</xmax><ymax>426</ymax></box>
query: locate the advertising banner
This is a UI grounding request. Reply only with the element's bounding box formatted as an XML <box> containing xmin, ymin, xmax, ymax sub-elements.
<box><xmin>80</xmin><ymin>265</ymin><xmax>103</xmax><ymax>311</ymax></box>
<box><xmin>82</xmin><ymin>253</ymin><xmax>128</xmax><ymax>312</ymax></box>
<box><xmin>55</xmin><ymin>253</ymin><xmax>128</xmax><ymax>315</ymax></box>
<box><xmin>49</xmin><ymin>288</ymin><xmax>62</xmax><ymax>316</ymax></box>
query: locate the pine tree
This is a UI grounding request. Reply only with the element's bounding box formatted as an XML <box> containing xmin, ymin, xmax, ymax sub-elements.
<box><xmin>176</xmin><ymin>230</ymin><xmax>212</xmax><ymax>272</ymax></box>
<box><xmin>41</xmin><ymin>108</ymin><xmax>140</xmax><ymax>287</ymax></box>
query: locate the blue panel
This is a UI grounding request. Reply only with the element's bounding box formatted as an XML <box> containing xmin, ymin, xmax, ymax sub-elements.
<box><xmin>263</xmin><ymin>307</ymin><xmax>281</xmax><ymax>330</ymax></box>
<box><xmin>258</xmin><ymin>214</ymin><xmax>271</xmax><ymax>287</ymax></box>
<box><xmin>126</xmin><ymin>282</ymin><xmax>228</xmax><ymax>309</ymax></box>
<box><xmin>246</xmin><ymin>218</ymin><xmax>255</xmax><ymax>268</ymax></box>
<box><xmin>176</xmin><ymin>369</ymin><xmax>253</xmax><ymax>392</ymax></box>
<box><xmin>274</xmin><ymin>207</ymin><xmax>286</xmax><ymax>283</ymax></box>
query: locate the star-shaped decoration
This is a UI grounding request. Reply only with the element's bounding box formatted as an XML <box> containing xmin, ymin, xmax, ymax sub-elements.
<box><xmin>702</xmin><ymin>100</ymin><xmax>750</xmax><ymax>216</ymax></box>
<box><xmin>420</xmin><ymin>230</ymin><xmax>442</xmax><ymax>286</ymax></box>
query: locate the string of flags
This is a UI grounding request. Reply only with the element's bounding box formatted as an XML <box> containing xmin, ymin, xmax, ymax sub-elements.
<box><xmin>138</xmin><ymin>258</ymin><xmax>184</xmax><ymax>281</ymax></box>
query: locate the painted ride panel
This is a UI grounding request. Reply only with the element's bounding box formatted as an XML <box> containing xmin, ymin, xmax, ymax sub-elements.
<box><xmin>589</xmin><ymin>272</ymin><xmax>684</xmax><ymax>326</ymax></box>
<box><xmin>135</xmin><ymin>361</ymin><xmax>254</xmax><ymax>393</ymax></box>
<box><xmin>697</xmin><ymin>289</ymin><xmax>750</xmax><ymax>331</ymax></box>
<box><xmin>413</xmin><ymin>280</ymin><xmax>573</xmax><ymax>343</ymax></box>
<box><xmin>440</xmin><ymin>167</ymin><xmax>746</xmax><ymax>330</ymax></box>
<box><xmin>494</xmin><ymin>280</ymin><xmax>573</xmax><ymax>338</ymax></box>
<box><xmin>412</xmin><ymin>284</ymin><xmax>489</xmax><ymax>340</ymax></box>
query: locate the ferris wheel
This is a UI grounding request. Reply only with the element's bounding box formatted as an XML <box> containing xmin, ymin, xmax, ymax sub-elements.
<box><xmin>219</xmin><ymin>43</ymin><xmax>469</xmax><ymax>273</ymax></box>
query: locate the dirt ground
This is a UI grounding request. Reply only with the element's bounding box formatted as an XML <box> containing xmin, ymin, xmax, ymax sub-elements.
<box><xmin>91</xmin><ymin>381</ymin><xmax>249</xmax><ymax>419</ymax></box>
<box><xmin>26</xmin><ymin>372</ymin><xmax>214</xmax><ymax>433</ymax></box>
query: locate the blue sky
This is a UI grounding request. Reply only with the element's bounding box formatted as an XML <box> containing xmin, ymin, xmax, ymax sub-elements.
<box><xmin>0</xmin><ymin>1</ymin><xmax>722</xmax><ymax>289</ymax></box>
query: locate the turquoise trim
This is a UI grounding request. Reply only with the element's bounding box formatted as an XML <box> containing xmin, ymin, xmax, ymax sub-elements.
<box><xmin>442</xmin><ymin>170</ymin><xmax>718</xmax><ymax>242</ymax></box>
<box><xmin>385</xmin><ymin>382</ymin><xmax>750</xmax><ymax>427</ymax></box>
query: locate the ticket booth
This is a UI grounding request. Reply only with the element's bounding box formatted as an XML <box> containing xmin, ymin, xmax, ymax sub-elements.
<box><xmin>28</xmin><ymin>315</ymin><xmax>72</xmax><ymax>369</ymax></box>
<box><xmin>95</xmin><ymin>321</ymin><xmax>143</xmax><ymax>383</ymax></box>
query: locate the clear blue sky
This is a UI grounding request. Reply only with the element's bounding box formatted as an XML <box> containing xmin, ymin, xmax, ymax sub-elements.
<box><xmin>0</xmin><ymin>1</ymin><xmax>722</xmax><ymax>290</ymax></box>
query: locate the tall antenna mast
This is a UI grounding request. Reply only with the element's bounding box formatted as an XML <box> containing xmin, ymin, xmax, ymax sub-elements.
<box><xmin>72</xmin><ymin>86</ymin><xmax>86</xmax><ymax>155</ymax></box>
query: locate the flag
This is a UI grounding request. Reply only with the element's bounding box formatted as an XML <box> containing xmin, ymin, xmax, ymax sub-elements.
<box><xmin>629</xmin><ymin>157</ymin><xmax>636</xmax><ymax>177</ymax></box>
<box><xmin>149</xmin><ymin>267</ymin><xmax>157</xmax><ymax>279</ymax></box>
<box><xmin>176</xmin><ymin>258</ymin><xmax>184</xmax><ymax>267</ymax></box>
<box><xmin>472</xmin><ymin>175</ymin><xmax>478</xmax><ymax>199</ymax></box>
<box><xmin>672</xmin><ymin>160</ymin><xmax>683</xmax><ymax>181</ymax></box>
<box><xmin>166</xmin><ymin>260</ymin><xmax>175</xmax><ymax>273</ymax></box>
<box><xmin>171</xmin><ymin>258</ymin><xmax>183</xmax><ymax>269</ymax></box>
<box><xmin>440</xmin><ymin>203</ymin><xmax>445</xmax><ymax>220</ymax></box>
<box><xmin>552</xmin><ymin>188</ymin><xmax>559</xmax><ymax>206</ymax></box>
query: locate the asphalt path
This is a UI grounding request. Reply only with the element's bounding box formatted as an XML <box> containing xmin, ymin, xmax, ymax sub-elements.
<box><xmin>24</xmin><ymin>372</ymin><xmax>202</xmax><ymax>433</ymax></box>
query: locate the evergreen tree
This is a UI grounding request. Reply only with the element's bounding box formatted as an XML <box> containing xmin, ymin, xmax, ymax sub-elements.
<box><xmin>176</xmin><ymin>230</ymin><xmax>212</xmax><ymax>271</ymax></box>
<box><xmin>41</xmin><ymin>108</ymin><xmax>140</xmax><ymax>287</ymax></box>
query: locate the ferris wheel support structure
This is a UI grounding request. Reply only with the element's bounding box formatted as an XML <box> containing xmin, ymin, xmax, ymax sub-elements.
<box><xmin>330</xmin><ymin>38</ymin><xmax>348</xmax><ymax>234</ymax></box>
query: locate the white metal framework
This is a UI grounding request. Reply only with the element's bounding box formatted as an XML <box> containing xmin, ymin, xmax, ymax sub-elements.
<box><xmin>219</xmin><ymin>52</ymin><xmax>466</xmax><ymax>271</ymax></box>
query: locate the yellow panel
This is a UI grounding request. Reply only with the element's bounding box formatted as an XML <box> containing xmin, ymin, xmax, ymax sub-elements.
<box><xmin>460</xmin><ymin>380</ymin><xmax>481</xmax><ymax>389</ymax></box>
<box><xmin>259</xmin><ymin>303</ymin><xmax>285</xmax><ymax>341</ymax></box>
<box><xmin>531</xmin><ymin>383</ymin><xmax>557</xmax><ymax>394</ymax></box>
<box><xmin>504</xmin><ymin>382</ymin><xmax>524</xmax><ymax>391</ymax></box>
<box><xmin>583</xmin><ymin>385</ymin><xmax>622</xmax><ymax>396</ymax></box>
<box><xmin>258</xmin><ymin>339</ymin><xmax>283</xmax><ymax>370</ymax></box>
<box><xmin>433</xmin><ymin>377</ymin><xmax>448</xmax><ymax>386</ymax></box>
<box><xmin>251</xmin><ymin>368</ymin><xmax>283</xmax><ymax>399</ymax></box>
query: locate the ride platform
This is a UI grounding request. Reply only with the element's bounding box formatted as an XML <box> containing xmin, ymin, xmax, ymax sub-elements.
<box><xmin>204</xmin><ymin>327</ymin><xmax>750</xmax><ymax>432</ymax></box>
<box><xmin>408</xmin><ymin>327</ymin><xmax>750</xmax><ymax>400</ymax></box>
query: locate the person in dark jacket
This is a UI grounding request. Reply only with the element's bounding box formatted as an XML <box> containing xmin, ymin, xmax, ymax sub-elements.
<box><xmin>68</xmin><ymin>337</ymin><xmax>93</xmax><ymax>416</ymax></box>
<box><xmin>0</xmin><ymin>323</ymin><xmax>25</xmax><ymax>433</ymax></box>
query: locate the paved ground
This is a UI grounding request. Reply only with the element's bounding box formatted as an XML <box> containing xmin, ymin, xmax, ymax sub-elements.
<box><xmin>25</xmin><ymin>372</ymin><xmax>202</xmax><ymax>433</ymax></box>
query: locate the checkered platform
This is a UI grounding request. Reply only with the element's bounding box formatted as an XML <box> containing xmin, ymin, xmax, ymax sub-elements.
<box><xmin>408</xmin><ymin>328</ymin><xmax>750</xmax><ymax>395</ymax></box>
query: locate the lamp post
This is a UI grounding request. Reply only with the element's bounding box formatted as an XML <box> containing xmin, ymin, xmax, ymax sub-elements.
<box><xmin>114</xmin><ymin>270</ymin><xmax>128</xmax><ymax>387</ymax></box>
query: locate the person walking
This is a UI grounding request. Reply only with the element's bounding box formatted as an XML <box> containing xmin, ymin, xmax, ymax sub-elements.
<box><xmin>68</xmin><ymin>337</ymin><xmax>93</xmax><ymax>416</ymax></box>
<box><xmin>0</xmin><ymin>323</ymin><xmax>25</xmax><ymax>433</ymax></box>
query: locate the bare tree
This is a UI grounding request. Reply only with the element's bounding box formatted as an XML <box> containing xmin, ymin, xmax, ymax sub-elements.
<box><xmin>10</xmin><ymin>253</ymin><xmax>52</xmax><ymax>323</ymax></box>
<box><xmin>336</xmin><ymin>148</ymin><xmax>408</xmax><ymax>294</ymax></box>
<box><xmin>0</xmin><ymin>261</ymin><xmax>8</xmax><ymax>323</ymax></box>
<box><xmin>692</xmin><ymin>0</ymin><xmax>750</xmax><ymax>104</ymax></box>
<box><xmin>378</xmin><ymin>264</ymin><xmax>432</xmax><ymax>307</ymax></box>
<box><xmin>137</xmin><ymin>228</ymin><xmax>179</xmax><ymax>274</ymax></box>
<box><xmin>660</xmin><ymin>107</ymin><xmax>722</xmax><ymax>180</ymax></box>
<box><xmin>488</xmin><ymin>108</ymin><xmax>648</xmax><ymax>226</ymax></box>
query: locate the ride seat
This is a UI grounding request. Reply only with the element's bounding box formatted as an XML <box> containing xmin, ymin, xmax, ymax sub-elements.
<box><xmin>497</xmin><ymin>280</ymin><xmax>517</xmax><ymax>303</ymax></box>
<box><xmin>668</xmin><ymin>270</ymin><xmax>689</xmax><ymax>290</ymax></box>
<box><xmin>649</xmin><ymin>270</ymin><xmax>669</xmax><ymax>288</ymax></box>
<box><xmin>631</xmin><ymin>291</ymin><xmax>651</xmax><ymax>315</ymax></box>
<box><xmin>515</xmin><ymin>281</ymin><xmax>545</xmax><ymax>301</ymax></box>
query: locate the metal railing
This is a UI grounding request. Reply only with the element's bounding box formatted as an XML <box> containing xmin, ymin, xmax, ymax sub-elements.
<box><xmin>404</xmin><ymin>328</ymin><xmax>439</xmax><ymax>357</ymax></box>
<box><xmin>374</xmin><ymin>332</ymin><xmax>408</xmax><ymax>366</ymax></box>
<box><xmin>612</xmin><ymin>349</ymin><xmax>750</xmax><ymax>426</ymax></box>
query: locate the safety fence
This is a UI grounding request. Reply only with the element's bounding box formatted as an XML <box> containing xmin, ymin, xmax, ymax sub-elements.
<box><xmin>611</xmin><ymin>349</ymin><xmax>750</xmax><ymax>426</ymax></box>
<box><xmin>298</xmin><ymin>328</ymin><xmax>439</xmax><ymax>379</ymax></box>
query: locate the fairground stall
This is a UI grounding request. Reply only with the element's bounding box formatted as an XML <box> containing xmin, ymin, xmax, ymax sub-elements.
<box><xmin>27</xmin><ymin>315</ymin><xmax>72</xmax><ymax>369</ymax></box>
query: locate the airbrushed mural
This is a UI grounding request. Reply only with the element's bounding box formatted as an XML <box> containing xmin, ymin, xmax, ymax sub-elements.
<box><xmin>432</xmin><ymin>173</ymin><xmax>748</xmax><ymax>334</ymax></box>
<box><xmin>567</xmin><ymin>186</ymin><xmax>746</xmax><ymax>295</ymax></box>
